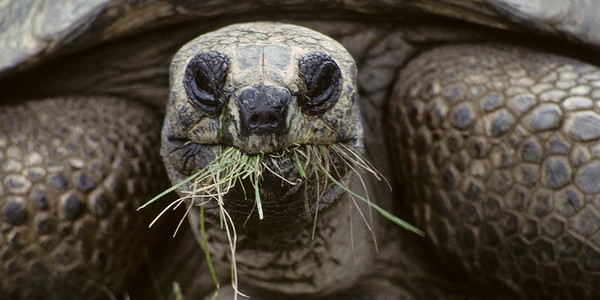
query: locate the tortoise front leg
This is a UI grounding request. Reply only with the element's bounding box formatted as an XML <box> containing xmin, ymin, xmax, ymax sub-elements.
<box><xmin>388</xmin><ymin>44</ymin><xmax>600</xmax><ymax>299</ymax></box>
<box><xmin>0</xmin><ymin>97</ymin><xmax>169</xmax><ymax>299</ymax></box>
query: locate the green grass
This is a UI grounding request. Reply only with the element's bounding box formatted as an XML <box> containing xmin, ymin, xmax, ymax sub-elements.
<box><xmin>139</xmin><ymin>143</ymin><xmax>424</xmax><ymax>298</ymax></box>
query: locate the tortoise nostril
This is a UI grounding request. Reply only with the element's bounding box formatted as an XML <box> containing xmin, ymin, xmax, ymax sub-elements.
<box><xmin>238</xmin><ymin>83</ymin><xmax>291</xmax><ymax>135</ymax></box>
<box><xmin>248</xmin><ymin>111</ymin><xmax>281</xmax><ymax>132</ymax></box>
<box><xmin>266</xmin><ymin>113</ymin><xmax>277</xmax><ymax>125</ymax></box>
<box><xmin>249</xmin><ymin>114</ymin><xmax>260</xmax><ymax>126</ymax></box>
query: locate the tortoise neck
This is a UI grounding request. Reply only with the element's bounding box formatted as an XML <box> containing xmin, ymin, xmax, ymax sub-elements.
<box><xmin>190</xmin><ymin>176</ymin><xmax>379</xmax><ymax>297</ymax></box>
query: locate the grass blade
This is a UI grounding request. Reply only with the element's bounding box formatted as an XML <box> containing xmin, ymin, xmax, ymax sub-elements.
<box><xmin>144</xmin><ymin>143</ymin><xmax>424</xmax><ymax>298</ymax></box>
<box><xmin>200</xmin><ymin>205</ymin><xmax>220</xmax><ymax>290</ymax></box>
<box><xmin>172</xmin><ymin>282</ymin><xmax>184</xmax><ymax>300</ymax></box>
<box><xmin>252</xmin><ymin>155</ymin><xmax>264</xmax><ymax>220</ymax></box>
<box><xmin>313</xmin><ymin>153</ymin><xmax>424</xmax><ymax>236</ymax></box>
<box><xmin>138</xmin><ymin>169</ymin><xmax>202</xmax><ymax>210</ymax></box>
<box><xmin>293</xmin><ymin>150</ymin><xmax>307</xmax><ymax>179</ymax></box>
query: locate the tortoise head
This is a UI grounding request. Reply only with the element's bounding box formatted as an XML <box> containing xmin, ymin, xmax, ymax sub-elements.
<box><xmin>161</xmin><ymin>22</ymin><xmax>361</xmax><ymax>234</ymax></box>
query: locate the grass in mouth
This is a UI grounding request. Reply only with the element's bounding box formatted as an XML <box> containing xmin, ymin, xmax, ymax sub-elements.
<box><xmin>139</xmin><ymin>144</ymin><xmax>423</xmax><ymax>299</ymax></box>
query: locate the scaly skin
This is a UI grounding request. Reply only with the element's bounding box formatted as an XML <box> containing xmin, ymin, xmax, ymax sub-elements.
<box><xmin>161</xmin><ymin>23</ymin><xmax>377</xmax><ymax>298</ymax></box>
<box><xmin>1</xmin><ymin>12</ymin><xmax>600</xmax><ymax>299</ymax></box>
<box><xmin>389</xmin><ymin>45</ymin><xmax>600</xmax><ymax>299</ymax></box>
<box><xmin>0</xmin><ymin>98</ymin><xmax>168</xmax><ymax>299</ymax></box>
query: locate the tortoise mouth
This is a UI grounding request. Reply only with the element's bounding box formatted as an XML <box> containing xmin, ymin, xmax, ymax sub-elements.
<box><xmin>168</xmin><ymin>141</ymin><xmax>355</xmax><ymax>234</ymax></box>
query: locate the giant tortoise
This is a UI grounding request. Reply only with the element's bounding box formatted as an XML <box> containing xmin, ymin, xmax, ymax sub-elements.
<box><xmin>1</xmin><ymin>1</ymin><xmax>600</xmax><ymax>299</ymax></box>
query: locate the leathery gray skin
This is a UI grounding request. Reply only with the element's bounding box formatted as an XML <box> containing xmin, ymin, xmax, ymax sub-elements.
<box><xmin>161</xmin><ymin>23</ymin><xmax>373</xmax><ymax>297</ymax></box>
<box><xmin>1</xmin><ymin>1</ymin><xmax>600</xmax><ymax>299</ymax></box>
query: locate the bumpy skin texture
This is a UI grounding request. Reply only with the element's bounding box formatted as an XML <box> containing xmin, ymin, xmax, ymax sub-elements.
<box><xmin>163</xmin><ymin>22</ymin><xmax>360</xmax><ymax>220</ymax></box>
<box><xmin>2</xmin><ymin>3</ymin><xmax>600</xmax><ymax>298</ymax></box>
<box><xmin>0</xmin><ymin>98</ymin><xmax>166</xmax><ymax>299</ymax></box>
<box><xmin>389</xmin><ymin>45</ymin><xmax>600</xmax><ymax>299</ymax></box>
<box><xmin>163</xmin><ymin>23</ymin><xmax>377</xmax><ymax>297</ymax></box>
<box><xmin>163</xmin><ymin>22</ymin><xmax>359</xmax><ymax>160</ymax></box>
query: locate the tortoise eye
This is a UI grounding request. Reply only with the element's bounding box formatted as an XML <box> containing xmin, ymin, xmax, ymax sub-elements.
<box><xmin>184</xmin><ymin>51</ymin><xmax>229</xmax><ymax>116</ymax></box>
<box><xmin>298</xmin><ymin>52</ymin><xmax>342</xmax><ymax>116</ymax></box>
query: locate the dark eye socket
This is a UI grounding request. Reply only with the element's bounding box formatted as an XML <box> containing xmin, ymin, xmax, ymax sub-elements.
<box><xmin>184</xmin><ymin>51</ymin><xmax>229</xmax><ymax>116</ymax></box>
<box><xmin>298</xmin><ymin>52</ymin><xmax>342</xmax><ymax>116</ymax></box>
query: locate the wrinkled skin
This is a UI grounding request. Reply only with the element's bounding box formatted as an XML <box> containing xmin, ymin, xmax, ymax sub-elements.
<box><xmin>1</xmin><ymin>1</ymin><xmax>600</xmax><ymax>299</ymax></box>
<box><xmin>161</xmin><ymin>23</ymin><xmax>379</xmax><ymax>298</ymax></box>
<box><xmin>162</xmin><ymin>23</ymin><xmax>360</xmax><ymax>229</ymax></box>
